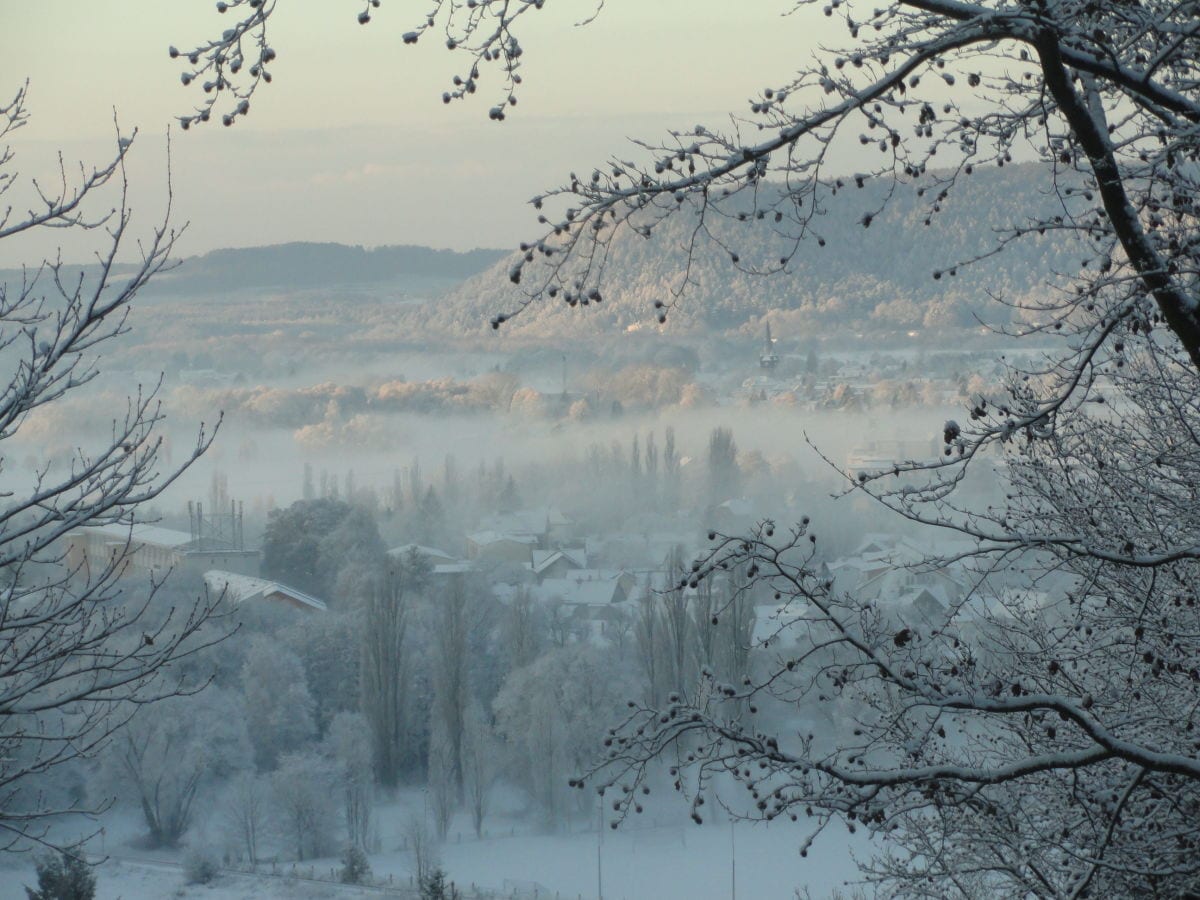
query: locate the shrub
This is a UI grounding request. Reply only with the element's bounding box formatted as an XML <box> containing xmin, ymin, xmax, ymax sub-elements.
<box><xmin>338</xmin><ymin>845</ymin><xmax>372</xmax><ymax>885</ymax></box>
<box><xmin>25</xmin><ymin>849</ymin><xmax>96</xmax><ymax>900</ymax></box>
<box><xmin>182</xmin><ymin>847</ymin><xmax>220</xmax><ymax>885</ymax></box>
<box><xmin>419</xmin><ymin>868</ymin><xmax>461</xmax><ymax>900</ymax></box>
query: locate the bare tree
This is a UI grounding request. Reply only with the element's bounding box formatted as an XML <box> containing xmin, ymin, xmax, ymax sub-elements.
<box><xmin>495</xmin><ymin>645</ymin><xmax>636</xmax><ymax>831</ymax></box>
<box><xmin>430</xmin><ymin>576</ymin><xmax>470</xmax><ymax>805</ymax></box>
<box><xmin>405</xmin><ymin>811</ymin><xmax>439</xmax><ymax>887</ymax></box>
<box><xmin>223</xmin><ymin>771</ymin><xmax>268</xmax><ymax>866</ymax></box>
<box><xmin>690</xmin><ymin>565</ymin><xmax>753</xmax><ymax>686</ymax></box>
<box><xmin>272</xmin><ymin>751</ymin><xmax>337</xmax><ymax>862</ymax></box>
<box><xmin>324</xmin><ymin>711</ymin><xmax>374</xmax><ymax>852</ymax></box>
<box><xmin>499</xmin><ymin>586</ymin><xmax>543</xmax><ymax>677</ymax></box>
<box><xmin>706</xmin><ymin>428</ymin><xmax>739</xmax><ymax>507</ymax></box>
<box><xmin>633</xmin><ymin>588</ymin><xmax>662</xmax><ymax>706</ymax></box>
<box><xmin>461</xmin><ymin>701</ymin><xmax>496</xmax><ymax>840</ymax></box>
<box><xmin>240</xmin><ymin>635</ymin><xmax>316</xmax><ymax>770</ymax></box>
<box><xmin>361</xmin><ymin>556</ymin><xmax>416</xmax><ymax>789</ymax></box>
<box><xmin>427</xmin><ymin>733</ymin><xmax>454</xmax><ymax>842</ymax></box>
<box><xmin>0</xmin><ymin>83</ymin><xmax>221</xmax><ymax>849</ymax></box>
<box><xmin>103</xmin><ymin>689</ymin><xmax>249</xmax><ymax>848</ymax></box>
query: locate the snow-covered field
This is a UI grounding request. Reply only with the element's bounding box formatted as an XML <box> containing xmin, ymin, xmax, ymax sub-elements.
<box><xmin>0</xmin><ymin>810</ymin><xmax>870</xmax><ymax>900</ymax></box>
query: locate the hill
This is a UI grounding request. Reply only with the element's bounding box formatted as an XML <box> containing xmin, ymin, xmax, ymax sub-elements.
<box><xmin>408</xmin><ymin>163</ymin><xmax>1088</xmax><ymax>342</ymax></box>
<box><xmin>0</xmin><ymin>242</ymin><xmax>507</xmax><ymax>299</ymax></box>
<box><xmin>145</xmin><ymin>242</ymin><xmax>507</xmax><ymax>295</ymax></box>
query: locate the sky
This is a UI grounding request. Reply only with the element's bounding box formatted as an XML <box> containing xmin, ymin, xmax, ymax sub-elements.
<box><xmin>2</xmin><ymin>0</ymin><xmax>840</xmax><ymax>265</ymax></box>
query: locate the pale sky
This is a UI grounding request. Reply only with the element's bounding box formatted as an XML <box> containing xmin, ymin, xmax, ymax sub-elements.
<box><xmin>2</xmin><ymin>1</ymin><xmax>840</xmax><ymax>264</ymax></box>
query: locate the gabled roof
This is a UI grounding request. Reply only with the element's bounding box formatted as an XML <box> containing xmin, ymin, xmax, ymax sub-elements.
<box><xmin>750</xmin><ymin>602</ymin><xmax>815</xmax><ymax>648</ymax></box>
<box><xmin>467</xmin><ymin>530</ymin><xmax>539</xmax><ymax>547</ymax></box>
<box><xmin>536</xmin><ymin>578</ymin><xmax>625</xmax><ymax>607</ymax></box>
<box><xmin>479</xmin><ymin>510</ymin><xmax>547</xmax><ymax>537</ymax></box>
<box><xmin>478</xmin><ymin>507</ymin><xmax>572</xmax><ymax>537</ymax></box>
<box><xmin>853</xmin><ymin>532</ymin><xmax>899</xmax><ymax>556</ymax></box>
<box><xmin>716</xmin><ymin>498</ymin><xmax>755</xmax><ymax>517</ymax></box>
<box><xmin>433</xmin><ymin>563</ymin><xmax>475</xmax><ymax>575</ymax></box>
<box><xmin>531</xmin><ymin>547</ymin><xmax>587</xmax><ymax>574</ymax></box>
<box><xmin>204</xmin><ymin>570</ymin><xmax>327</xmax><ymax>612</ymax></box>
<box><xmin>388</xmin><ymin>543</ymin><xmax>457</xmax><ymax>563</ymax></box>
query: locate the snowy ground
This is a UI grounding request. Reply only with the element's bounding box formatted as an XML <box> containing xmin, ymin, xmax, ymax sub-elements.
<box><xmin>0</xmin><ymin>807</ymin><xmax>871</xmax><ymax>900</ymax></box>
<box><xmin>439</xmin><ymin>817</ymin><xmax>871</xmax><ymax>899</ymax></box>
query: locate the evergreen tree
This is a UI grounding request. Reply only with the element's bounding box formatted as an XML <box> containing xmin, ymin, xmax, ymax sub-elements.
<box><xmin>663</xmin><ymin>426</ymin><xmax>681</xmax><ymax>510</ymax></box>
<box><xmin>706</xmin><ymin>426</ymin><xmax>739</xmax><ymax>505</ymax></box>
<box><xmin>419</xmin><ymin>869</ymin><xmax>460</xmax><ymax>900</ymax></box>
<box><xmin>496</xmin><ymin>475</ymin><xmax>520</xmax><ymax>514</ymax></box>
<box><xmin>417</xmin><ymin>486</ymin><xmax>447</xmax><ymax>548</ymax></box>
<box><xmin>25</xmin><ymin>849</ymin><xmax>96</xmax><ymax>900</ymax></box>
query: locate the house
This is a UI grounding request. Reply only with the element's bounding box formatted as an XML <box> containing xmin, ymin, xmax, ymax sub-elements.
<box><xmin>533</xmin><ymin>571</ymin><xmax>636</xmax><ymax>624</ymax></box>
<box><xmin>387</xmin><ymin>543</ymin><xmax>457</xmax><ymax>565</ymax></box>
<box><xmin>588</xmin><ymin>530</ymin><xmax>697</xmax><ymax>570</ymax></box>
<box><xmin>432</xmin><ymin>562</ymin><xmax>476</xmax><ymax>577</ymax></box>
<box><xmin>534</xmin><ymin>572</ymin><xmax>635</xmax><ymax>645</ymax></box>
<box><xmin>875</xmin><ymin>584</ymin><xmax>952</xmax><ymax>628</ymax></box>
<box><xmin>531</xmin><ymin>547</ymin><xmax>587</xmax><ymax>582</ymax></box>
<box><xmin>388</xmin><ymin>543</ymin><xmax>476</xmax><ymax>579</ymax></box>
<box><xmin>827</xmin><ymin>533</ymin><xmax>969</xmax><ymax>605</ymax></box>
<box><xmin>465</xmin><ymin>530</ymin><xmax>538</xmax><ymax>565</ymax></box>
<box><xmin>709</xmin><ymin>498</ymin><xmax>757</xmax><ymax>534</ymax></box>
<box><xmin>536</xmin><ymin>576</ymin><xmax>628</xmax><ymax>608</ymax></box>
<box><xmin>64</xmin><ymin>523</ymin><xmax>260</xmax><ymax>581</ymax></box>
<box><xmin>751</xmin><ymin>601</ymin><xmax>814</xmax><ymax>650</ymax></box>
<box><xmin>204</xmin><ymin>570</ymin><xmax>327</xmax><ymax>613</ymax></box>
<box><xmin>476</xmin><ymin>507</ymin><xmax>574</xmax><ymax>548</ymax></box>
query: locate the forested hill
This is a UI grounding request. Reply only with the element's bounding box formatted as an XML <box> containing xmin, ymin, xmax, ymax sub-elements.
<box><xmin>410</xmin><ymin>163</ymin><xmax>1089</xmax><ymax>341</ymax></box>
<box><xmin>0</xmin><ymin>242</ymin><xmax>508</xmax><ymax>299</ymax></box>
<box><xmin>145</xmin><ymin>242</ymin><xmax>508</xmax><ymax>295</ymax></box>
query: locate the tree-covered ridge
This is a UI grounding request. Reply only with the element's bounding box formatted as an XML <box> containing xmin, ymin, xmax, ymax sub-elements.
<box><xmin>148</xmin><ymin>242</ymin><xmax>507</xmax><ymax>294</ymax></box>
<box><xmin>0</xmin><ymin>242</ymin><xmax>506</xmax><ymax>302</ymax></box>
<box><xmin>417</xmin><ymin>163</ymin><xmax>1082</xmax><ymax>339</ymax></box>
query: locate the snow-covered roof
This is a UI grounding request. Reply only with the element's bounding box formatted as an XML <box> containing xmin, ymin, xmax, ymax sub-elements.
<box><xmin>751</xmin><ymin>602</ymin><xmax>814</xmax><ymax>647</ymax></box>
<box><xmin>85</xmin><ymin>522</ymin><xmax>195</xmax><ymax>549</ymax></box>
<box><xmin>479</xmin><ymin>507</ymin><xmax>571</xmax><ymax>537</ymax></box>
<box><xmin>433</xmin><ymin>563</ymin><xmax>475</xmax><ymax>575</ymax></box>
<box><xmin>886</xmin><ymin>584</ymin><xmax>952</xmax><ymax>616</ymax></box>
<box><xmin>388</xmin><ymin>543</ymin><xmax>456</xmax><ymax>562</ymax></box>
<box><xmin>478</xmin><ymin>510</ymin><xmax>547</xmax><ymax>537</ymax></box>
<box><xmin>956</xmin><ymin>588</ymin><xmax>1051</xmax><ymax>621</ymax></box>
<box><xmin>467</xmin><ymin>530</ymin><xmax>538</xmax><ymax>547</ymax></box>
<box><xmin>536</xmin><ymin>577</ymin><xmax>625</xmax><ymax>607</ymax></box>
<box><xmin>716</xmin><ymin>498</ymin><xmax>756</xmax><ymax>517</ymax></box>
<box><xmin>204</xmin><ymin>570</ymin><xmax>327</xmax><ymax>612</ymax></box>
<box><xmin>853</xmin><ymin>533</ymin><xmax>900</xmax><ymax>555</ymax></box>
<box><xmin>531</xmin><ymin>547</ymin><xmax>587</xmax><ymax>574</ymax></box>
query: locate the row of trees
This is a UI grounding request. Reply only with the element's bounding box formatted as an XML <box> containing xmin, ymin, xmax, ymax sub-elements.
<box><xmin>92</xmin><ymin>473</ymin><xmax>777</xmax><ymax>851</ymax></box>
